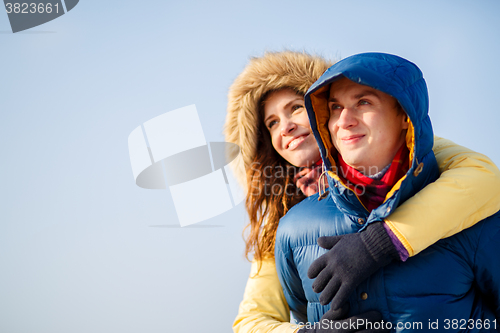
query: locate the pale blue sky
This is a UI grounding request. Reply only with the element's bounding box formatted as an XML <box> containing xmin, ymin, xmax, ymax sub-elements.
<box><xmin>1</xmin><ymin>1</ymin><xmax>499</xmax><ymax>332</ymax></box>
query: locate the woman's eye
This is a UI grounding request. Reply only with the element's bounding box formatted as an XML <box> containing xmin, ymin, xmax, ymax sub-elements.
<box><xmin>291</xmin><ymin>104</ymin><xmax>304</xmax><ymax>112</ymax></box>
<box><xmin>267</xmin><ymin>120</ymin><xmax>278</xmax><ymax>129</ymax></box>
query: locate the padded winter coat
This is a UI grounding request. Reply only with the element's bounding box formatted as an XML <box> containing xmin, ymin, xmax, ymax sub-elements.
<box><xmin>275</xmin><ymin>53</ymin><xmax>500</xmax><ymax>330</ymax></box>
<box><xmin>233</xmin><ymin>136</ymin><xmax>500</xmax><ymax>333</ymax></box>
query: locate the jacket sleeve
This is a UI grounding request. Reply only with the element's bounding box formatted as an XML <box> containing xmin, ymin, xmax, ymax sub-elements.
<box><xmin>233</xmin><ymin>258</ymin><xmax>300</xmax><ymax>333</ymax></box>
<box><xmin>384</xmin><ymin>136</ymin><xmax>500</xmax><ymax>257</ymax></box>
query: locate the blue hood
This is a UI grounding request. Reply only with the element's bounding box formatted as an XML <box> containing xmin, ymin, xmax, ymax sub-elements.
<box><xmin>304</xmin><ymin>53</ymin><xmax>438</xmax><ymax>221</ymax></box>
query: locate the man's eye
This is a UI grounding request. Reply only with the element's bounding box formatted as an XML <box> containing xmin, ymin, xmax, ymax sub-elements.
<box><xmin>330</xmin><ymin>104</ymin><xmax>341</xmax><ymax>112</ymax></box>
<box><xmin>359</xmin><ymin>100</ymin><xmax>370</xmax><ymax>106</ymax></box>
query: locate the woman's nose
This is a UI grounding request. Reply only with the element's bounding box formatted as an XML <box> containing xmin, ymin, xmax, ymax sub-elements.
<box><xmin>280</xmin><ymin>119</ymin><xmax>297</xmax><ymax>136</ymax></box>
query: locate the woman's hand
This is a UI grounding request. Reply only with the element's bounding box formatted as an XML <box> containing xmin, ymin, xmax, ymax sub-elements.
<box><xmin>294</xmin><ymin>165</ymin><xmax>322</xmax><ymax>197</ymax></box>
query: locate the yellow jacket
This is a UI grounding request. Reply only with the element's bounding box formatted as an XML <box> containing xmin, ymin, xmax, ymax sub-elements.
<box><xmin>233</xmin><ymin>137</ymin><xmax>500</xmax><ymax>333</ymax></box>
<box><xmin>233</xmin><ymin>258</ymin><xmax>297</xmax><ymax>333</ymax></box>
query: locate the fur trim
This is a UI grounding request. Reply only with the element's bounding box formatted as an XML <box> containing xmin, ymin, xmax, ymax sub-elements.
<box><xmin>224</xmin><ymin>51</ymin><xmax>332</xmax><ymax>188</ymax></box>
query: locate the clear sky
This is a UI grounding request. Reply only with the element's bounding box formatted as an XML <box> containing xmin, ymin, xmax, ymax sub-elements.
<box><xmin>1</xmin><ymin>1</ymin><xmax>499</xmax><ymax>332</ymax></box>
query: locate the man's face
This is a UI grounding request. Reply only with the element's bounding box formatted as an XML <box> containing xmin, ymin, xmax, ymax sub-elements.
<box><xmin>327</xmin><ymin>78</ymin><xmax>408</xmax><ymax>175</ymax></box>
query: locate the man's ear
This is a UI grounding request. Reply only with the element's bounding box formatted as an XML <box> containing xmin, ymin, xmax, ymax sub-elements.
<box><xmin>401</xmin><ymin>115</ymin><xmax>409</xmax><ymax>129</ymax></box>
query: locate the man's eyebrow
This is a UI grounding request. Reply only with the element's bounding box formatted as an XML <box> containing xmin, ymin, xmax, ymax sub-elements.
<box><xmin>328</xmin><ymin>90</ymin><xmax>381</xmax><ymax>103</ymax></box>
<box><xmin>354</xmin><ymin>90</ymin><xmax>381</xmax><ymax>99</ymax></box>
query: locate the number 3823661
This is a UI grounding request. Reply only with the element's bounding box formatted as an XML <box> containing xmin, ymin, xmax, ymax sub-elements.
<box><xmin>5</xmin><ymin>3</ymin><xmax>60</xmax><ymax>14</ymax></box>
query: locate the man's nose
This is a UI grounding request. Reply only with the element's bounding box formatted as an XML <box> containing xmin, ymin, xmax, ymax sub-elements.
<box><xmin>336</xmin><ymin>107</ymin><xmax>357</xmax><ymax>129</ymax></box>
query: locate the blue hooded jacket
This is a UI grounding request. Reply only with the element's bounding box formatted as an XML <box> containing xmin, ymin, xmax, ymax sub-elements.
<box><xmin>275</xmin><ymin>53</ymin><xmax>500</xmax><ymax>330</ymax></box>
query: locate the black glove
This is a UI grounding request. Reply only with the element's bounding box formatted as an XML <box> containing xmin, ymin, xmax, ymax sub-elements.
<box><xmin>297</xmin><ymin>309</ymin><xmax>390</xmax><ymax>333</ymax></box>
<box><xmin>307</xmin><ymin>222</ymin><xmax>399</xmax><ymax>310</ymax></box>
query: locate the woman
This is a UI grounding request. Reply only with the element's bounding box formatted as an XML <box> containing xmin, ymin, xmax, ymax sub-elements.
<box><xmin>224</xmin><ymin>51</ymin><xmax>500</xmax><ymax>333</ymax></box>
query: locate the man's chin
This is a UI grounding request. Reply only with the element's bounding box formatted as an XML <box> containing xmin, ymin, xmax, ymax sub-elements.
<box><xmin>339</xmin><ymin>154</ymin><xmax>361</xmax><ymax>166</ymax></box>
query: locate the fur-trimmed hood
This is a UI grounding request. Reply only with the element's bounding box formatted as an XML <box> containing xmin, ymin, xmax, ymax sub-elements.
<box><xmin>224</xmin><ymin>51</ymin><xmax>332</xmax><ymax>189</ymax></box>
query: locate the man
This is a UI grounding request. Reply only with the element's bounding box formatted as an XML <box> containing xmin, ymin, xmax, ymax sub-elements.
<box><xmin>275</xmin><ymin>53</ymin><xmax>500</xmax><ymax>332</ymax></box>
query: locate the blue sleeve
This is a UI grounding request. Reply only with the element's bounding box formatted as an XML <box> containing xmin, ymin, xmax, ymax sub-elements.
<box><xmin>472</xmin><ymin>212</ymin><xmax>500</xmax><ymax>317</ymax></box>
<box><xmin>275</xmin><ymin>236</ymin><xmax>308</xmax><ymax>324</ymax></box>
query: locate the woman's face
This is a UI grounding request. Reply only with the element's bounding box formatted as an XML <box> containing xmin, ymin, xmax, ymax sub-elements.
<box><xmin>263</xmin><ymin>89</ymin><xmax>321</xmax><ymax>167</ymax></box>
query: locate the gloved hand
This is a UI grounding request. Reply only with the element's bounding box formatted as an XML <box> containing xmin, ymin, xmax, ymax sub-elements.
<box><xmin>297</xmin><ymin>309</ymin><xmax>390</xmax><ymax>333</ymax></box>
<box><xmin>307</xmin><ymin>222</ymin><xmax>399</xmax><ymax>310</ymax></box>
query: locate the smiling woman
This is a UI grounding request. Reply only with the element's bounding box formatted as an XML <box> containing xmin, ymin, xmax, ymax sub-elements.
<box><xmin>224</xmin><ymin>51</ymin><xmax>332</xmax><ymax>333</ymax></box>
<box><xmin>263</xmin><ymin>89</ymin><xmax>321</xmax><ymax>169</ymax></box>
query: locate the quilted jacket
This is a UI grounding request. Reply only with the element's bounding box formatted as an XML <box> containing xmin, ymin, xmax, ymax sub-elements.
<box><xmin>275</xmin><ymin>53</ymin><xmax>500</xmax><ymax>330</ymax></box>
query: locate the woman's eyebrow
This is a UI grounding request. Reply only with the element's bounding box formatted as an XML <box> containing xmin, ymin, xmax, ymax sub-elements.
<box><xmin>263</xmin><ymin>114</ymin><xmax>273</xmax><ymax>124</ymax></box>
<box><xmin>264</xmin><ymin>97</ymin><xmax>304</xmax><ymax>124</ymax></box>
<box><xmin>283</xmin><ymin>98</ymin><xmax>304</xmax><ymax>109</ymax></box>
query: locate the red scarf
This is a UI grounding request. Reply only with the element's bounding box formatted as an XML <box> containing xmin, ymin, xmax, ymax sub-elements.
<box><xmin>337</xmin><ymin>145</ymin><xmax>410</xmax><ymax>212</ymax></box>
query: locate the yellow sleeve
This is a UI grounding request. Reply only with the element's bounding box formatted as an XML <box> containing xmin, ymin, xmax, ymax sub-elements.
<box><xmin>233</xmin><ymin>258</ymin><xmax>300</xmax><ymax>333</ymax></box>
<box><xmin>385</xmin><ymin>136</ymin><xmax>500</xmax><ymax>256</ymax></box>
